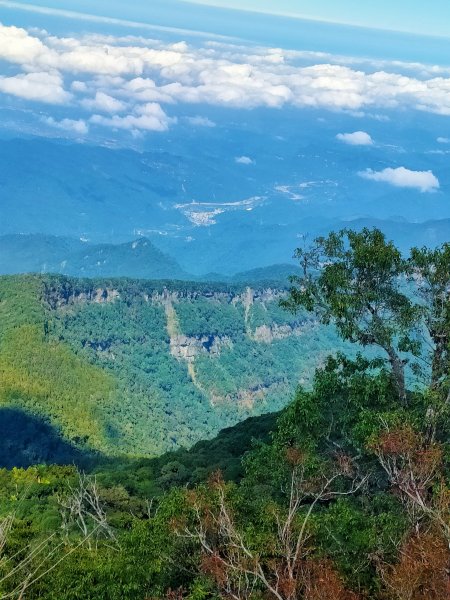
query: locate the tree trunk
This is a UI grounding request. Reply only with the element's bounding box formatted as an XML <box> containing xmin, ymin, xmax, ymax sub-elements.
<box><xmin>386</xmin><ymin>346</ymin><xmax>407</xmax><ymax>403</ymax></box>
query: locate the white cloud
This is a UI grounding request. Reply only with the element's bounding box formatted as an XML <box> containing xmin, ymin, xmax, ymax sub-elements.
<box><xmin>71</xmin><ymin>80</ymin><xmax>88</xmax><ymax>92</ymax></box>
<box><xmin>81</xmin><ymin>91</ymin><xmax>126</xmax><ymax>113</ymax></box>
<box><xmin>235</xmin><ymin>156</ymin><xmax>254</xmax><ymax>165</ymax></box>
<box><xmin>437</xmin><ymin>136</ymin><xmax>450</xmax><ymax>143</ymax></box>
<box><xmin>0</xmin><ymin>71</ymin><xmax>70</xmax><ymax>104</ymax></box>
<box><xmin>359</xmin><ymin>167</ymin><xmax>440</xmax><ymax>193</ymax></box>
<box><xmin>0</xmin><ymin>22</ymin><xmax>48</xmax><ymax>64</ymax></box>
<box><xmin>336</xmin><ymin>131</ymin><xmax>373</xmax><ymax>145</ymax></box>
<box><xmin>2</xmin><ymin>23</ymin><xmax>450</xmax><ymax>114</ymax></box>
<box><xmin>5</xmin><ymin>22</ymin><xmax>450</xmax><ymax>138</ymax></box>
<box><xmin>121</xmin><ymin>77</ymin><xmax>174</xmax><ymax>104</ymax></box>
<box><xmin>44</xmin><ymin>116</ymin><xmax>89</xmax><ymax>135</ymax></box>
<box><xmin>186</xmin><ymin>115</ymin><xmax>216</xmax><ymax>127</ymax></box>
<box><xmin>90</xmin><ymin>102</ymin><xmax>173</xmax><ymax>133</ymax></box>
<box><xmin>427</xmin><ymin>149</ymin><xmax>450</xmax><ymax>155</ymax></box>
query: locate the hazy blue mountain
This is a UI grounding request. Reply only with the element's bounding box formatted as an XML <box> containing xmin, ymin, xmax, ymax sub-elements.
<box><xmin>0</xmin><ymin>235</ymin><xmax>189</xmax><ymax>280</ymax></box>
<box><xmin>340</xmin><ymin>218</ymin><xmax>450</xmax><ymax>253</ymax></box>
<box><xmin>1</xmin><ymin>108</ymin><xmax>449</xmax><ymax>275</ymax></box>
<box><xmin>1</xmin><ymin>217</ymin><xmax>449</xmax><ymax>282</ymax></box>
<box><xmin>65</xmin><ymin>238</ymin><xmax>189</xmax><ymax>280</ymax></box>
<box><xmin>0</xmin><ymin>234</ymin><xmax>84</xmax><ymax>275</ymax></box>
<box><xmin>231</xmin><ymin>264</ymin><xmax>303</xmax><ymax>283</ymax></box>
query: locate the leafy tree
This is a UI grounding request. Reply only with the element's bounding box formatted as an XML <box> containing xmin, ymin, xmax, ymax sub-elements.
<box><xmin>283</xmin><ymin>229</ymin><xmax>450</xmax><ymax>404</ymax></box>
<box><xmin>409</xmin><ymin>243</ymin><xmax>450</xmax><ymax>391</ymax></box>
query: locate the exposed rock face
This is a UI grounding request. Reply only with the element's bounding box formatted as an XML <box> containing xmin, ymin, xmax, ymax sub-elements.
<box><xmin>252</xmin><ymin>322</ymin><xmax>313</xmax><ymax>343</ymax></box>
<box><xmin>45</xmin><ymin>285</ymin><xmax>121</xmax><ymax>309</ymax></box>
<box><xmin>44</xmin><ymin>279</ymin><xmax>310</xmax><ymax>410</ymax></box>
<box><xmin>170</xmin><ymin>334</ymin><xmax>233</xmax><ymax>362</ymax></box>
<box><xmin>44</xmin><ymin>278</ymin><xmax>284</xmax><ymax>310</ymax></box>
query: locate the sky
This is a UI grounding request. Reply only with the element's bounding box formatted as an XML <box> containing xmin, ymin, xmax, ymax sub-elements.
<box><xmin>4</xmin><ymin>0</ymin><xmax>450</xmax><ymax>40</ymax></box>
<box><xmin>0</xmin><ymin>0</ymin><xmax>448</xmax><ymax>242</ymax></box>
<box><xmin>186</xmin><ymin>0</ymin><xmax>450</xmax><ymax>37</ymax></box>
<box><xmin>1</xmin><ymin>0</ymin><xmax>450</xmax><ymax>141</ymax></box>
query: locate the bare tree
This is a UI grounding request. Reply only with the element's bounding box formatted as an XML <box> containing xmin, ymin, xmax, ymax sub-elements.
<box><xmin>370</xmin><ymin>423</ymin><xmax>450</xmax><ymax>543</ymax></box>
<box><xmin>0</xmin><ymin>470</ymin><xmax>114</xmax><ymax>599</ymax></box>
<box><xmin>58</xmin><ymin>471</ymin><xmax>116</xmax><ymax>550</ymax></box>
<box><xmin>177</xmin><ymin>465</ymin><xmax>366</xmax><ymax>600</ymax></box>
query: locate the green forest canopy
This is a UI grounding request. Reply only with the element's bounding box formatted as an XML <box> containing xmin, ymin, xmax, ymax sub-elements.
<box><xmin>0</xmin><ymin>228</ymin><xmax>448</xmax><ymax>599</ymax></box>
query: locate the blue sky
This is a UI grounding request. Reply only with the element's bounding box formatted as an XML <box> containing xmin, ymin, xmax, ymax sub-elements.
<box><xmin>4</xmin><ymin>0</ymin><xmax>450</xmax><ymax>67</ymax></box>
<box><xmin>186</xmin><ymin>0</ymin><xmax>450</xmax><ymax>37</ymax></box>
<box><xmin>3</xmin><ymin>0</ymin><xmax>450</xmax><ymax>38</ymax></box>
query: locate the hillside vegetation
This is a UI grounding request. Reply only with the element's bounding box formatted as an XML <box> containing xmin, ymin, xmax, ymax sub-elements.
<box><xmin>0</xmin><ymin>274</ymin><xmax>348</xmax><ymax>459</ymax></box>
<box><xmin>0</xmin><ymin>228</ymin><xmax>448</xmax><ymax>599</ymax></box>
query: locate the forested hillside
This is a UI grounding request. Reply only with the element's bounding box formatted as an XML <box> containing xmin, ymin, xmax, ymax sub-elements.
<box><xmin>0</xmin><ymin>274</ymin><xmax>348</xmax><ymax>460</ymax></box>
<box><xmin>0</xmin><ymin>229</ymin><xmax>448</xmax><ymax>600</ymax></box>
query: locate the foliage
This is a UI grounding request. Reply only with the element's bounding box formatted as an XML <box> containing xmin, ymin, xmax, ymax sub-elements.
<box><xmin>0</xmin><ymin>274</ymin><xmax>351</xmax><ymax>458</ymax></box>
<box><xmin>283</xmin><ymin>229</ymin><xmax>449</xmax><ymax>404</ymax></box>
<box><xmin>0</xmin><ymin>230</ymin><xmax>448</xmax><ymax>598</ymax></box>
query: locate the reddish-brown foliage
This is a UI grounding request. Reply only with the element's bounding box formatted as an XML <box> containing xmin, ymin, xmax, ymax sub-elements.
<box><xmin>381</xmin><ymin>531</ymin><xmax>450</xmax><ymax>600</ymax></box>
<box><xmin>200</xmin><ymin>552</ymin><xmax>229</xmax><ymax>587</ymax></box>
<box><xmin>207</xmin><ymin>470</ymin><xmax>225</xmax><ymax>489</ymax></box>
<box><xmin>334</xmin><ymin>452</ymin><xmax>355</xmax><ymax>477</ymax></box>
<box><xmin>286</xmin><ymin>447</ymin><xmax>306</xmax><ymax>466</ymax></box>
<box><xmin>413</xmin><ymin>447</ymin><xmax>443</xmax><ymax>482</ymax></box>
<box><xmin>303</xmin><ymin>559</ymin><xmax>361</xmax><ymax>600</ymax></box>
<box><xmin>372</xmin><ymin>426</ymin><xmax>419</xmax><ymax>456</ymax></box>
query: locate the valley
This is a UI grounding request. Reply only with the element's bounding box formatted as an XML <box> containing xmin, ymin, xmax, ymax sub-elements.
<box><xmin>0</xmin><ymin>274</ymin><xmax>348</xmax><ymax>461</ymax></box>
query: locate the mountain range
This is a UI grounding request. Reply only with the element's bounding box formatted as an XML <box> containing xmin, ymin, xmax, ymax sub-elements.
<box><xmin>1</xmin><ymin>123</ymin><xmax>450</xmax><ymax>276</ymax></box>
<box><xmin>1</xmin><ymin>218</ymin><xmax>449</xmax><ymax>283</ymax></box>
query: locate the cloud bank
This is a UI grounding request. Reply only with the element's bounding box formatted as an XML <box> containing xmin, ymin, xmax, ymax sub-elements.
<box><xmin>0</xmin><ymin>71</ymin><xmax>70</xmax><ymax>104</ymax></box>
<box><xmin>44</xmin><ymin>117</ymin><xmax>89</xmax><ymax>135</ymax></box>
<box><xmin>359</xmin><ymin>167</ymin><xmax>440</xmax><ymax>192</ymax></box>
<box><xmin>2</xmin><ymin>22</ymin><xmax>450</xmax><ymax>137</ymax></box>
<box><xmin>336</xmin><ymin>131</ymin><xmax>373</xmax><ymax>145</ymax></box>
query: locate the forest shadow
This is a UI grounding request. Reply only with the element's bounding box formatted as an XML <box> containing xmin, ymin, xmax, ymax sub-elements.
<box><xmin>0</xmin><ymin>407</ymin><xmax>96</xmax><ymax>468</ymax></box>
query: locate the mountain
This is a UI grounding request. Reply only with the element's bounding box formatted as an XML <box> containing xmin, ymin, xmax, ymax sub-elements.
<box><xmin>0</xmin><ymin>274</ymin><xmax>348</xmax><ymax>458</ymax></box>
<box><xmin>340</xmin><ymin>217</ymin><xmax>450</xmax><ymax>253</ymax></box>
<box><xmin>0</xmin><ymin>235</ymin><xmax>190</xmax><ymax>280</ymax></box>
<box><xmin>4</xmin><ymin>219</ymin><xmax>449</xmax><ymax>285</ymax></box>
<box><xmin>0</xmin><ymin>234</ymin><xmax>84</xmax><ymax>275</ymax></box>
<box><xmin>232</xmin><ymin>264</ymin><xmax>303</xmax><ymax>283</ymax></box>
<box><xmin>64</xmin><ymin>237</ymin><xmax>189</xmax><ymax>280</ymax></box>
<box><xmin>2</xmin><ymin>128</ymin><xmax>450</xmax><ymax>275</ymax></box>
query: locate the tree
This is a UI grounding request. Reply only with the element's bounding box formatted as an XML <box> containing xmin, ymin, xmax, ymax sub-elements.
<box><xmin>377</xmin><ymin>531</ymin><xmax>450</xmax><ymax>600</ymax></box>
<box><xmin>58</xmin><ymin>472</ymin><xmax>116</xmax><ymax>550</ymax></box>
<box><xmin>283</xmin><ymin>229</ymin><xmax>449</xmax><ymax>403</ymax></box>
<box><xmin>177</xmin><ymin>463</ymin><xmax>366</xmax><ymax>600</ymax></box>
<box><xmin>409</xmin><ymin>243</ymin><xmax>450</xmax><ymax>406</ymax></box>
<box><xmin>0</xmin><ymin>471</ymin><xmax>113</xmax><ymax>599</ymax></box>
<box><xmin>369</xmin><ymin>424</ymin><xmax>450</xmax><ymax>543</ymax></box>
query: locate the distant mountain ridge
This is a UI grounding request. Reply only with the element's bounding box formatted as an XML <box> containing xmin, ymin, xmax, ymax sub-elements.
<box><xmin>0</xmin><ymin>234</ymin><xmax>303</xmax><ymax>283</ymax></box>
<box><xmin>0</xmin><ymin>235</ymin><xmax>189</xmax><ymax>280</ymax></box>
<box><xmin>342</xmin><ymin>217</ymin><xmax>450</xmax><ymax>252</ymax></box>
<box><xmin>2</xmin><ymin>218</ymin><xmax>449</xmax><ymax>284</ymax></box>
